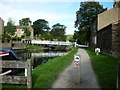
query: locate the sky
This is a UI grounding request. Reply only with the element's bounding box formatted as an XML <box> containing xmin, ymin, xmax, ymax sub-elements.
<box><xmin>0</xmin><ymin>0</ymin><xmax>114</xmax><ymax>35</ymax></box>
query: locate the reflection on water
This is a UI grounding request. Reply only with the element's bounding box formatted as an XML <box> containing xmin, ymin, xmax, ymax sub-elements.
<box><xmin>18</xmin><ymin>51</ymin><xmax>67</xmax><ymax>69</ymax></box>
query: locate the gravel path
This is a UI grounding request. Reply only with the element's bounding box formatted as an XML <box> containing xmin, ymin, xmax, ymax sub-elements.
<box><xmin>52</xmin><ymin>48</ymin><xmax>100</xmax><ymax>88</ymax></box>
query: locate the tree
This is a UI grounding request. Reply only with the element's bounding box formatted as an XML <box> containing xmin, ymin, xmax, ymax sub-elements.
<box><xmin>32</xmin><ymin>19</ymin><xmax>50</xmax><ymax>36</ymax></box>
<box><xmin>50</xmin><ymin>23</ymin><xmax>66</xmax><ymax>41</ymax></box>
<box><xmin>19</xmin><ymin>18</ymin><xmax>32</xmax><ymax>26</ymax></box>
<box><xmin>2</xmin><ymin>34</ymin><xmax>11</xmax><ymax>43</ymax></box>
<box><xmin>4</xmin><ymin>18</ymin><xmax>16</xmax><ymax>35</ymax></box>
<box><xmin>39</xmin><ymin>32</ymin><xmax>53</xmax><ymax>40</ymax></box>
<box><xmin>74</xmin><ymin>1</ymin><xmax>107</xmax><ymax>45</ymax></box>
<box><xmin>24</xmin><ymin>28</ymin><xmax>31</xmax><ymax>36</ymax></box>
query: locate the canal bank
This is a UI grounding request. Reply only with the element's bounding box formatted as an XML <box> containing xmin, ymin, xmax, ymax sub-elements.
<box><xmin>2</xmin><ymin>47</ymin><xmax>78</xmax><ymax>88</ymax></box>
<box><xmin>17</xmin><ymin>49</ymin><xmax>68</xmax><ymax>69</ymax></box>
<box><xmin>32</xmin><ymin>47</ymin><xmax>78</xmax><ymax>88</ymax></box>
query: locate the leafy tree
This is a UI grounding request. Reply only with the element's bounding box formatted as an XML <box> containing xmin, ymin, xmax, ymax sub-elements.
<box><xmin>74</xmin><ymin>1</ymin><xmax>107</xmax><ymax>45</ymax></box>
<box><xmin>39</xmin><ymin>32</ymin><xmax>53</xmax><ymax>40</ymax></box>
<box><xmin>2</xmin><ymin>34</ymin><xmax>11</xmax><ymax>43</ymax></box>
<box><xmin>50</xmin><ymin>23</ymin><xmax>66</xmax><ymax>41</ymax></box>
<box><xmin>19</xmin><ymin>18</ymin><xmax>32</xmax><ymax>26</ymax></box>
<box><xmin>66</xmin><ymin>34</ymin><xmax>74</xmax><ymax>42</ymax></box>
<box><xmin>24</xmin><ymin>28</ymin><xmax>31</xmax><ymax>36</ymax></box>
<box><xmin>32</xmin><ymin>19</ymin><xmax>50</xmax><ymax>36</ymax></box>
<box><xmin>4</xmin><ymin>18</ymin><xmax>16</xmax><ymax>35</ymax></box>
<box><xmin>73</xmin><ymin>30</ymin><xmax>79</xmax><ymax>41</ymax></box>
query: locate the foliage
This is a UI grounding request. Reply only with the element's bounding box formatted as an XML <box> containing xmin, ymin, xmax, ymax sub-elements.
<box><xmin>86</xmin><ymin>48</ymin><xmax>118</xmax><ymax>88</ymax></box>
<box><xmin>74</xmin><ymin>1</ymin><xmax>107</xmax><ymax>44</ymax></box>
<box><xmin>11</xmin><ymin>37</ymin><xmax>22</xmax><ymax>41</ymax></box>
<box><xmin>32</xmin><ymin>19</ymin><xmax>50</xmax><ymax>36</ymax></box>
<box><xmin>50</xmin><ymin>23</ymin><xmax>66</xmax><ymax>41</ymax></box>
<box><xmin>19</xmin><ymin>18</ymin><xmax>32</xmax><ymax>26</ymax></box>
<box><xmin>4</xmin><ymin>18</ymin><xmax>16</xmax><ymax>35</ymax></box>
<box><xmin>24</xmin><ymin>28</ymin><xmax>31</xmax><ymax>36</ymax></box>
<box><xmin>19</xmin><ymin>18</ymin><xmax>32</xmax><ymax>37</ymax></box>
<box><xmin>66</xmin><ymin>34</ymin><xmax>74</xmax><ymax>42</ymax></box>
<box><xmin>2</xmin><ymin>34</ymin><xmax>11</xmax><ymax>43</ymax></box>
<box><xmin>38</xmin><ymin>31</ymin><xmax>53</xmax><ymax>40</ymax></box>
<box><xmin>25</xmin><ymin>44</ymin><xmax>45</xmax><ymax>49</ymax></box>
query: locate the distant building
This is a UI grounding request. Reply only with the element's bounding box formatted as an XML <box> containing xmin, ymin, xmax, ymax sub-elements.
<box><xmin>0</xmin><ymin>17</ymin><xmax>4</xmax><ymax>36</ymax></box>
<box><xmin>15</xmin><ymin>26</ymin><xmax>24</xmax><ymax>37</ymax></box>
<box><xmin>90</xmin><ymin>2</ymin><xmax>120</xmax><ymax>58</ymax></box>
<box><xmin>15</xmin><ymin>25</ymin><xmax>34</xmax><ymax>39</ymax></box>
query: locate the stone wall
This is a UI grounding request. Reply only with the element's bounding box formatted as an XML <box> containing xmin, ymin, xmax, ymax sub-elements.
<box><xmin>98</xmin><ymin>7</ymin><xmax>120</xmax><ymax>31</ymax></box>
<box><xmin>0</xmin><ymin>43</ymin><xmax>11</xmax><ymax>48</ymax></box>
<box><xmin>91</xmin><ymin>3</ymin><xmax>120</xmax><ymax>58</ymax></box>
<box><xmin>111</xmin><ymin>21</ymin><xmax>120</xmax><ymax>58</ymax></box>
<box><xmin>0</xmin><ymin>18</ymin><xmax>4</xmax><ymax>37</ymax></box>
<box><xmin>97</xmin><ymin>24</ymin><xmax>112</xmax><ymax>55</ymax></box>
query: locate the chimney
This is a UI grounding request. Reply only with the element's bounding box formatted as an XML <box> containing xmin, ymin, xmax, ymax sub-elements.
<box><xmin>113</xmin><ymin>0</ymin><xmax>120</xmax><ymax>8</ymax></box>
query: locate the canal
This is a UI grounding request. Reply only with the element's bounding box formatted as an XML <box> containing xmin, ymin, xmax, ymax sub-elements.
<box><xmin>18</xmin><ymin>50</ymin><xmax>68</xmax><ymax>69</ymax></box>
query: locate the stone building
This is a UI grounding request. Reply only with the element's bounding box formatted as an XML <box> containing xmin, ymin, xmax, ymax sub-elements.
<box><xmin>0</xmin><ymin>17</ymin><xmax>4</xmax><ymax>37</ymax></box>
<box><xmin>15</xmin><ymin>26</ymin><xmax>24</xmax><ymax>37</ymax></box>
<box><xmin>15</xmin><ymin>25</ymin><xmax>34</xmax><ymax>39</ymax></box>
<box><xmin>90</xmin><ymin>2</ymin><xmax>120</xmax><ymax>58</ymax></box>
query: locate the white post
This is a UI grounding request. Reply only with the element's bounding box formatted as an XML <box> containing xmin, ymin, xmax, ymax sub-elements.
<box><xmin>95</xmin><ymin>48</ymin><xmax>100</xmax><ymax>56</ymax></box>
<box><xmin>74</xmin><ymin>55</ymin><xmax>80</xmax><ymax>84</ymax></box>
<box><xmin>25</xmin><ymin>68</ymin><xmax>27</xmax><ymax>76</ymax></box>
<box><xmin>74</xmin><ymin>42</ymin><xmax>77</xmax><ymax>47</ymax></box>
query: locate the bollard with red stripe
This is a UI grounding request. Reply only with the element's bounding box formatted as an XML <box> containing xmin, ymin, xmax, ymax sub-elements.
<box><xmin>74</xmin><ymin>55</ymin><xmax>80</xmax><ymax>67</ymax></box>
<box><xmin>74</xmin><ymin>61</ymin><xmax>80</xmax><ymax>67</ymax></box>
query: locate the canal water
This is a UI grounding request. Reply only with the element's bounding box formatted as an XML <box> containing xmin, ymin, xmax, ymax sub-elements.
<box><xmin>18</xmin><ymin>50</ymin><xmax>68</xmax><ymax>69</ymax></box>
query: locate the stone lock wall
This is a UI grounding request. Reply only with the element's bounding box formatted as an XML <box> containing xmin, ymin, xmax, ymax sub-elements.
<box><xmin>97</xmin><ymin>22</ymin><xmax>120</xmax><ymax>59</ymax></box>
<box><xmin>97</xmin><ymin>24</ymin><xmax>112</xmax><ymax>55</ymax></box>
<box><xmin>112</xmin><ymin>21</ymin><xmax>120</xmax><ymax>58</ymax></box>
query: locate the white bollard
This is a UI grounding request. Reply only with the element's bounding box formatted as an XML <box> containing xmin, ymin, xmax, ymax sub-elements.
<box><xmin>73</xmin><ymin>55</ymin><xmax>81</xmax><ymax>84</ymax></box>
<box><xmin>25</xmin><ymin>68</ymin><xmax>27</xmax><ymax>76</ymax></box>
<box><xmin>95</xmin><ymin>48</ymin><xmax>100</xmax><ymax>56</ymax></box>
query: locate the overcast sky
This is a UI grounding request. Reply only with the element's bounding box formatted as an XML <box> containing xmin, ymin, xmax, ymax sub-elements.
<box><xmin>0</xmin><ymin>0</ymin><xmax>114</xmax><ymax>35</ymax></box>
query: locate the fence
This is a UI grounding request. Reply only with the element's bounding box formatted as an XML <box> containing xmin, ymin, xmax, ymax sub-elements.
<box><xmin>0</xmin><ymin>60</ymin><xmax>32</xmax><ymax>88</ymax></box>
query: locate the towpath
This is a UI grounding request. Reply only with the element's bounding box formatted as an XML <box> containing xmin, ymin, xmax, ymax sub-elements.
<box><xmin>52</xmin><ymin>48</ymin><xmax>100</xmax><ymax>88</ymax></box>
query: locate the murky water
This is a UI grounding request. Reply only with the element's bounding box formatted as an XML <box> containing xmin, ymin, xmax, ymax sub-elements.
<box><xmin>18</xmin><ymin>50</ymin><xmax>67</xmax><ymax>69</ymax></box>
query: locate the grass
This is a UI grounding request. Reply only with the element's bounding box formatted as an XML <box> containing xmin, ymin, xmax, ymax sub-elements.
<box><xmin>25</xmin><ymin>44</ymin><xmax>45</xmax><ymax>49</ymax></box>
<box><xmin>85</xmin><ymin>48</ymin><xmax>118</xmax><ymax>88</ymax></box>
<box><xmin>32</xmin><ymin>47</ymin><xmax>78</xmax><ymax>88</ymax></box>
<box><xmin>2</xmin><ymin>47</ymin><xmax>78</xmax><ymax>88</ymax></box>
<box><xmin>54</xmin><ymin>46</ymin><xmax>67</xmax><ymax>50</ymax></box>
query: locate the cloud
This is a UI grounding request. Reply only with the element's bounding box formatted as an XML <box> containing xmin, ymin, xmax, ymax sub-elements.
<box><xmin>0</xmin><ymin>0</ymin><xmax>114</xmax><ymax>2</ymax></box>
<box><xmin>0</xmin><ymin>3</ymin><xmax>73</xmax><ymax>25</ymax></box>
<box><xmin>0</xmin><ymin>2</ymin><xmax>75</xmax><ymax>34</ymax></box>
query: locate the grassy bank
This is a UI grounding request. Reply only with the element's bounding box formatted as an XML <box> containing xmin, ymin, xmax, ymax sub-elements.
<box><xmin>85</xmin><ymin>48</ymin><xmax>118</xmax><ymax>88</ymax></box>
<box><xmin>25</xmin><ymin>44</ymin><xmax>45</xmax><ymax>49</ymax></box>
<box><xmin>32</xmin><ymin>47</ymin><xmax>78</xmax><ymax>88</ymax></box>
<box><xmin>3</xmin><ymin>47</ymin><xmax>78</xmax><ymax>88</ymax></box>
